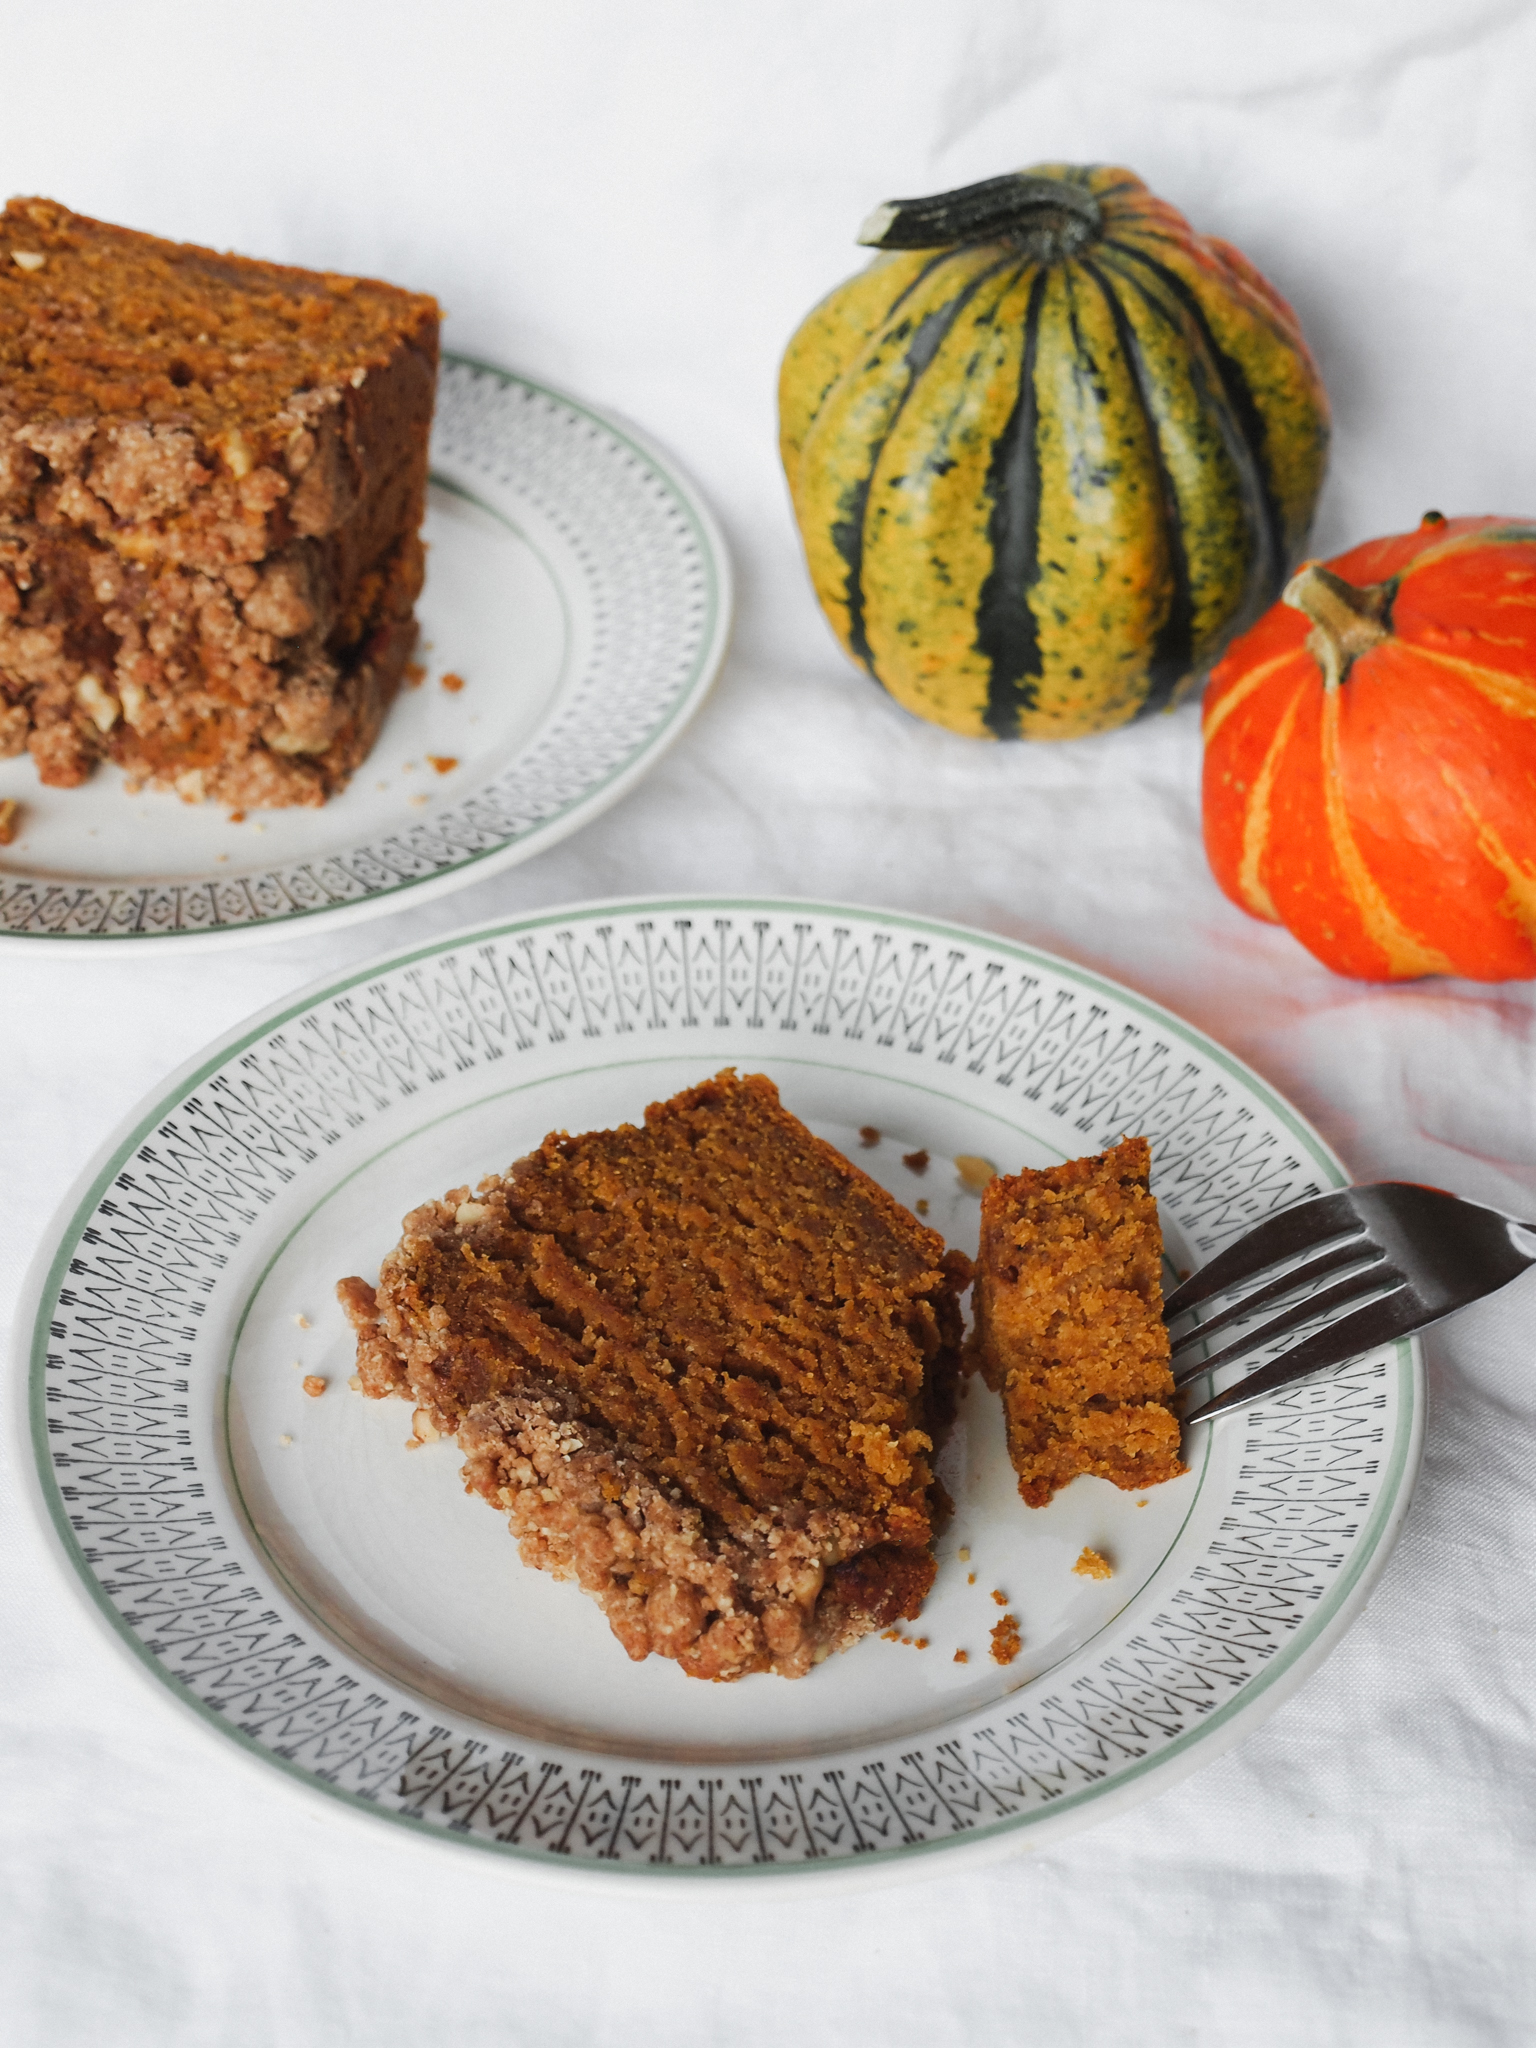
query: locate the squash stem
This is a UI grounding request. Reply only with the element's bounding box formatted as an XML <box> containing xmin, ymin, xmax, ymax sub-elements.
<box><xmin>1283</xmin><ymin>562</ymin><xmax>1391</xmax><ymax>689</ymax></box>
<box><xmin>858</xmin><ymin>174</ymin><xmax>1102</xmax><ymax>257</ymax></box>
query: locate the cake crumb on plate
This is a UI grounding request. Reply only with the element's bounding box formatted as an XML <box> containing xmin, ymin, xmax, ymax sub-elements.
<box><xmin>302</xmin><ymin>1375</ymin><xmax>327</xmax><ymax>1398</ymax></box>
<box><xmin>1073</xmin><ymin>1546</ymin><xmax>1113</xmax><ymax>1580</ymax></box>
<box><xmin>990</xmin><ymin>1615</ymin><xmax>1021</xmax><ymax>1665</ymax></box>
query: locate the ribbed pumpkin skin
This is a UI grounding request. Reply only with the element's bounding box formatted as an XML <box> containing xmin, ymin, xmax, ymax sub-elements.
<box><xmin>780</xmin><ymin>163</ymin><xmax>1330</xmax><ymax>740</ymax></box>
<box><xmin>1203</xmin><ymin>515</ymin><xmax>1536</xmax><ymax>982</ymax></box>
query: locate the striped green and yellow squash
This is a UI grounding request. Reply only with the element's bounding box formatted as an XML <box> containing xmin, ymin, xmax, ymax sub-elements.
<box><xmin>779</xmin><ymin>164</ymin><xmax>1331</xmax><ymax>739</ymax></box>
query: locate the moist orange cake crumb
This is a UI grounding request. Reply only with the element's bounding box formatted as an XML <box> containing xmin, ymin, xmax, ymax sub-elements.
<box><xmin>1073</xmin><ymin>1546</ymin><xmax>1113</xmax><ymax>1580</ymax></box>
<box><xmin>990</xmin><ymin>1615</ymin><xmax>1021</xmax><ymax>1665</ymax></box>
<box><xmin>1</xmin><ymin>198</ymin><xmax>437</xmax><ymax>806</ymax></box>
<box><xmin>969</xmin><ymin>1137</ymin><xmax>1185</xmax><ymax>1507</ymax></box>
<box><xmin>338</xmin><ymin>1070</ymin><xmax>972</xmax><ymax>1683</ymax></box>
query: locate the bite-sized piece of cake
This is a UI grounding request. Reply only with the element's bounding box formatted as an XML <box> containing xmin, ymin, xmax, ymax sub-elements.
<box><xmin>969</xmin><ymin>1137</ymin><xmax>1184</xmax><ymax>1507</ymax></box>
<box><xmin>338</xmin><ymin>1070</ymin><xmax>971</xmax><ymax>1682</ymax></box>
<box><xmin>0</xmin><ymin>198</ymin><xmax>438</xmax><ymax>806</ymax></box>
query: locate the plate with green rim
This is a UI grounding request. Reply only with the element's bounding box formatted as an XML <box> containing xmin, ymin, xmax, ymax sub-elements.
<box><xmin>16</xmin><ymin>897</ymin><xmax>1424</xmax><ymax>1885</ymax></box>
<box><xmin>0</xmin><ymin>357</ymin><xmax>731</xmax><ymax>949</ymax></box>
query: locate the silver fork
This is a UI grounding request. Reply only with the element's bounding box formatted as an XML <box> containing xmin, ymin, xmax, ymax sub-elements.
<box><xmin>1165</xmin><ymin>1183</ymin><xmax>1536</xmax><ymax>1425</ymax></box>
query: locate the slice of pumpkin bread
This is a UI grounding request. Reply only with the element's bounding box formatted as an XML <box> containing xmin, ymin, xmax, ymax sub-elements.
<box><xmin>969</xmin><ymin>1137</ymin><xmax>1184</xmax><ymax>1506</ymax></box>
<box><xmin>0</xmin><ymin>198</ymin><xmax>438</xmax><ymax>805</ymax></box>
<box><xmin>338</xmin><ymin>1071</ymin><xmax>971</xmax><ymax>1682</ymax></box>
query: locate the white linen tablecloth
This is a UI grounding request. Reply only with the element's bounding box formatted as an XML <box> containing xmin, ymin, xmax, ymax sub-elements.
<box><xmin>4</xmin><ymin>3</ymin><xmax>1535</xmax><ymax>2040</ymax></box>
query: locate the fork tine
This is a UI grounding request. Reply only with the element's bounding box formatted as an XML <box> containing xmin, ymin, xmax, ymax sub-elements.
<box><xmin>1170</xmin><ymin>1260</ymin><xmax>1397</xmax><ymax>1388</ymax></box>
<box><xmin>1168</xmin><ymin>1239</ymin><xmax>1385</xmax><ymax>1363</ymax></box>
<box><xmin>1163</xmin><ymin>1190</ymin><xmax>1366</xmax><ymax>1322</ymax></box>
<box><xmin>1178</xmin><ymin>1286</ymin><xmax>1421</xmax><ymax>1424</ymax></box>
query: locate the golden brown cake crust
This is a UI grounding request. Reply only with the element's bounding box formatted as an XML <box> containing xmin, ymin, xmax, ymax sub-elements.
<box><xmin>0</xmin><ymin>198</ymin><xmax>438</xmax><ymax>804</ymax></box>
<box><xmin>338</xmin><ymin>1071</ymin><xmax>972</xmax><ymax>1681</ymax></box>
<box><xmin>969</xmin><ymin>1137</ymin><xmax>1185</xmax><ymax>1507</ymax></box>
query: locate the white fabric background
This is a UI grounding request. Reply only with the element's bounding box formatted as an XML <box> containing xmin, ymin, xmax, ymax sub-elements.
<box><xmin>4</xmin><ymin>2</ymin><xmax>1536</xmax><ymax>2040</ymax></box>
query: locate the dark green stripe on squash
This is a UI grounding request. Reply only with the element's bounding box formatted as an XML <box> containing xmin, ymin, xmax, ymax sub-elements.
<box><xmin>832</xmin><ymin>256</ymin><xmax>1015</xmax><ymax>674</ymax></box>
<box><xmin>974</xmin><ymin>269</ymin><xmax>1049</xmax><ymax>737</ymax></box>
<box><xmin>1084</xmin><ymin>261</ymin><xmax>1196</xmax><ymax>720</ymax></box>
<box><xmin>1101</xmin><ymin>237</ymin><xmax>1287</xmax><ymax>607</ymax></box>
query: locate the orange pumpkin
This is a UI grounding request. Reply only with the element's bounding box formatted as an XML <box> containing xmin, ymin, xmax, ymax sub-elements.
<box><xmin>1202</xmin><ymin>512</ymin><xmax>1536</xmax><ymax>981</ymax></box>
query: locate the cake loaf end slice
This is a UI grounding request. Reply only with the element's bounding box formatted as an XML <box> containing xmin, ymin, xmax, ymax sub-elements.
<box><xmin>338</xmin><ymin>1071</ymin><xmax>972</xmax><ymax>1681</ymax></box>
<box><xmin>969</xmin><ymin>1137</ymin><xmax>1185</xmax><ymax>1507</ymax></box>
<box><xmin>1</xmin><ymin>197</ymin><xmax>438</xmax><ymax>806</ymax></box>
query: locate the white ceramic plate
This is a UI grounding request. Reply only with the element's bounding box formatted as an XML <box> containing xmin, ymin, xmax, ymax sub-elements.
<box><xmin>0</xmin><ymin>359</ymin><xmax>731</xmax><ymax>950</ymax></box>
<box><xmin>18</xmin><ymin>899</ymin><xmax>1423</xmax><ymax>1885</ymax></box>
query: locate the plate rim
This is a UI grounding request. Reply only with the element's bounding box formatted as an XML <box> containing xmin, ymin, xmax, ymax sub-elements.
<box><xmin>14</xmin><ymin>894</ymin><xmax>1426</xmax><ymax>1882</ymax></box>
<box><xmin>0</xmin><ymin>359</ymin><xmax>735</xmax><ymax>953</ymax></box>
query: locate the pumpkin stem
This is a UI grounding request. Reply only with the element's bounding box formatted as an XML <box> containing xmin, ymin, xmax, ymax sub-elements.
<box><xmin>1283</xmin><ymin>562</ymin><xmax>1391</xmax><ymax>689</ymax></box>
<box><xmin>858</xmin><ymin>173</ymin><xmax>1103</xmax><ymax>260</ymax></box>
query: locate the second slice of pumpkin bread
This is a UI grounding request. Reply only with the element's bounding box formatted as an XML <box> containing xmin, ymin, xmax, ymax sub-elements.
<box><xmin>0</xmin><ymin>198</ymin><xmax>438</xmax><ymax>805</ymax></box>
<box><xmin>969</xmin><ymin>1137</ymin><xmax>1185</xmax><ymax>1506</ymax></box>
<box><xmin>338</xmin><ymin>1070</ymin><xmax>970</xmax><ymax>1682</ymax></box>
